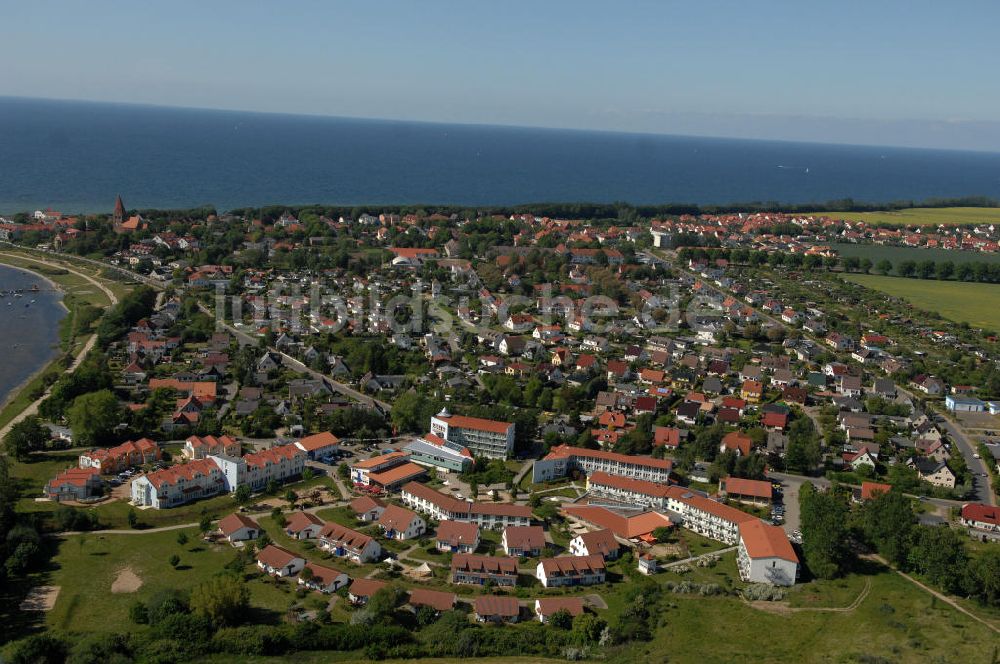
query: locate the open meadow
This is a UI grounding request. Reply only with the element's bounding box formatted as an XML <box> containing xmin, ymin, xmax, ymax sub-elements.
<box><xmin>842</xmin><ymin>273</ymin><xmax>1000</xmax><ymax>331</ymax></box>
<box><xmin>814</xmin><ymin>206</ymin><xmax>1000</xmax><ymax>226</ymax></box>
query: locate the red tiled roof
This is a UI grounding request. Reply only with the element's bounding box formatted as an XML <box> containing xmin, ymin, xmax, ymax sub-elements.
<box><xmin>962</xmin><ymin>503</ymin><xmax>1000</xmax><ymax>526</ymax></box>
<box><xmin>860</xmin><ymin>481</ymin><xmax>892</xmax><ymax>501</ymax></box>
<box><xmin>562</xmin><ymin>505</ymin><xmax>672</xmax><ymax>539</ymax></box>
<box><xmin>738</xmin><ymin>520</ymin><xmax>798</xmax><ymax>563</ymax></box>
<box><xmin>436</xmin><ymin>413</ymin><xmax>513</xmax><ymax>435</ymax></box>
<box><xmin>408</xmin><ymin>588</ymin><xmax>456</xmax><ymax>612</ymax></box>
<box><xmin>536</xmin><ymin>597</ymin><xmax>585</xmax><ymax>617</ymax></box>
<box><xmin>544</xmin><ymin>445</ymin><xmax>673</xmax><ymax>471</ymax></box>
<box><xmin>348</xmin><ymin>578</ymin><xmax>387</xmax><ymax>598</ymax></box>
<box><xmin>297</xmin><ymin>431</ymin><xmax>340</xmax><ymax>451</ymax></box>
<box><xmin>474</xmin><ymin>595</ymin><xmax>519</xmax><ymax>617</ymax></box>
<box><xmin>723</xmin><ymin>477</ymin><xmax>773</xmax><ymax>499</ymax></box>
<box><xmin>256</xmin><ymin>544</ymin><xmax>301</xmax><ymax>568</ymax></box>
<box><xmin>218</xmin><ymin>513</ymin><xmax>259</xmax><ymax>536</ymax></box>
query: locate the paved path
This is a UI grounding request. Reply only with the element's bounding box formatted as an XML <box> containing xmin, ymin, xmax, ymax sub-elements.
<box><xmin>0</xmin><ymin>252</ymin><xmax>120</xmax><ymax>440</ymax></box>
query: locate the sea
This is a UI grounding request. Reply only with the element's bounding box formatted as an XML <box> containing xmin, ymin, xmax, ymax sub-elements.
<box><xmin>2</xmin><ymin>96</ymin><xmax>1000</xmax><ymax>213</ymax></box>
<box><xmin>0</xmin><ymin>264</ymin><xmax>66</xmax><ymax>408</ymax></box>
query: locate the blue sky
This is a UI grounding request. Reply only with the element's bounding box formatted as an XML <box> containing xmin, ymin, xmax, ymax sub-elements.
<box><xmin>3</xmin><ymin>1</ymin><xmax>1000</xmax><ymax>150</ymax></box>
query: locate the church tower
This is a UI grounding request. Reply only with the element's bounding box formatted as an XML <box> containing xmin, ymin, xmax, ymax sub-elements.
<box><xmin>113</xmin><ymin>194</ymin><xmax>125</xmax><ymax>227</ymax></box>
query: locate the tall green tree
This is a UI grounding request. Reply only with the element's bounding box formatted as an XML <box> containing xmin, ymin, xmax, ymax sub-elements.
<box><xmin>799</xmin><ymin>483</ymin><xmax>852</xmax><ymax>579</ymax></box>
<box><xmin>67</xmin><ymin>390</ymin><xmax>124</xmax><ymax>447</ymax></box>
<box><xmin>3</xmin><ymin>416</ymin><xmax>50</xmax><ymax>461</ymax></box>
<box><xmin>858</xmin><ymin>490</ymin><xmax>914</xmax><ymax>566</ymax></box>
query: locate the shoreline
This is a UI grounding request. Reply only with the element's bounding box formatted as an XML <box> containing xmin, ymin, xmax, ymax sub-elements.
<box><xmin>0</xmin><ymin>258</ymin><xmax>69</xmax><ymax>417</ymax></box>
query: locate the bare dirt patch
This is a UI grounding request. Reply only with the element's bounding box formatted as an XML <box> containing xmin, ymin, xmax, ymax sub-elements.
<box><xmin>111</xmin><ymin>567</ymin><xmax>143</xmax><ymax>593</ymax></box>
<box><xmin>20</xmin><ymin>585</ymin><xmax>61</xmax><ymax>611</ymax></box>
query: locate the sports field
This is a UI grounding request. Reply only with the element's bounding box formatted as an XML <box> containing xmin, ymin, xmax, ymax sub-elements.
<box><xmin>842</xmin><ymin>274</ymin><xmax>1000</xmax><ymax>330</ymax></box>
<box><xmin>814</xmin><ymin>206</ymin><xmax>1000</xmax><ymax>226</ymax></box>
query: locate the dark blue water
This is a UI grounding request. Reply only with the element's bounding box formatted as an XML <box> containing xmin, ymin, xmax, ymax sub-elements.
<box><xmin>0</xmin><ymin>264</ymin><xmax>66</xmax><ymax>408</ymax></box>
<box><xmin>2</xmin><ymin>96</ymin><xmax>1000</xmax><ymax>213</ymax></box>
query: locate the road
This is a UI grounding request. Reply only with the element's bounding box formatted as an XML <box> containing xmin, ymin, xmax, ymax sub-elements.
<box><xmin>934</xmin><ymin>411</ymin><xmax>995</xmax><ymax>505</ymax></box>
<box><xmin>196</xmin><ymin>303</ymin><xmax>391</xmax><ymax>413</ymax></box>
<box><xmin>0</xmin><ymin>252</ymin><xmax>121</xmax><ymax>440</ymax></box>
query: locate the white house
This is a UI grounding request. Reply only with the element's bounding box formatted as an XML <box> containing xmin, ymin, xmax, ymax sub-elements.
<box><xmin>378</xmin><ymin>505</ymin><xmax>426</xmax><ymax>540</ymax></box>
<box><xmin>256</xmin><ymin>545</ymin><xmax>306</xmax><ymax>577</ymax></box>
<box><xmin>736</xmin><ymin>520</ymin><xmax>798</xmax><ymax>586</ymax></box>
<box><xmin>284</xmin><ymin>511</ymin><xmax>325</xmax><ymax>539</ymax></box>
<box><xmin>568</xmin><ymin>529</ymin><xmax>621</xmax><ymax>560</ymax></box>
<box><xmin>318</xmin><ymin>522</ymin><xmax>383</xmax><ymax>563</ymax></box>
<box><xmin>535</xmin><ymin>555</ymin><xmax>606</xmax><ymax>588</ymax></box>
<box><xmin>298</xmin><ymin>563</ymin><xmax>349</xmax><ymax>593</ymax></box>
<box><xmin>217</xmin><ymin>513</ymin><xmax>260</xmax><ymax>543</ymax></box>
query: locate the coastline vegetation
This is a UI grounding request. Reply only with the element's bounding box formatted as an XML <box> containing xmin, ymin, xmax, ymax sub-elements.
<box><xmin>0</xmin><ymin>251</ymin><xmax>120</xmax><ymax>430</ymax></box>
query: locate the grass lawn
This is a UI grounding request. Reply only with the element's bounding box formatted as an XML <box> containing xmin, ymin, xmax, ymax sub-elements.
<box><xmin>842</xmin><ymin>273</ymin><xmax>1000</xmax><ymax>330</ymax></box>
<box><xmin>42</xmin><ymin>530</ymin><xmax>289</xmax><ymax>633</ymax></box>
<box><xmin>616</xmin><ymin>570</ymin><xmax>998</xmax><ymax>664</ymax></box>
<box><xmin>815</xmin><ymin>206</ymin><xmax>1000</xmax><ymax>226</ymax></box>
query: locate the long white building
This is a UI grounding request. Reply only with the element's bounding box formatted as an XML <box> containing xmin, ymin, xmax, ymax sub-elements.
<box><xmin>401</xmin><ymin>482</ymin><xmax>532</xmax><ymax>529</ymax></box>
<box><xmin>533</xmin><ymin>445</ymin><xmax>673</xmax><ymax>484</ymax></box>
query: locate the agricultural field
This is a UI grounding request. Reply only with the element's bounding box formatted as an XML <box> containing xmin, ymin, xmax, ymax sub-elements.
<box><xmin>831</xmin><ymin>242</ymin><xmax>1000</xmax><ymax>267</ymax></box>
<box><xmin>815</xmin><ymin>206</ymin><xmax>1000</xmax><ymax>226</ymax></box>
<box><xmin>842</xmin><ymin>273</ymin><xmax>1000</xmax><ymax>331</ymax></box>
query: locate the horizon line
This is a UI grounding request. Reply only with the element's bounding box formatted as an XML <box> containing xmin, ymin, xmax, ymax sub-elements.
<box><xmin>3</xmin><ymin>94</ymin><xmax>1000</xmax><ymax>158</ymax></box>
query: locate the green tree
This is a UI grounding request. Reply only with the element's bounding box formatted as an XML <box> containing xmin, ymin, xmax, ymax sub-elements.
<box><xmin>858</xmin><ymin>490</ymin><xmax>914</xmax><ymax>566</ymax></box>
<box><xmin>189</xmin><ymin>576</ymin><xmax>250</xmax><ymax>626</ymax></box>
<box><xmin>176</xmin><ymin>532</ymin><xmax>189</xmax><ymax>547</ymax></box>
<box><xmin>784</xmin><ymin>417</ymin><xmax>821</xmax><ymax>474</ymax></box>
<box><xmin>876</xmin><ymin>259</ymin><xmax>893</xmax><ymax>275</ymax></box>
<box><xmin>67</xmin><ymin>389</ymin><xmax>124</xmax><ymax>447</ymax></box>
<box><xmin>907</xmin><ymin>525</ymin><xmax>968</xmax><ymax>594</ymax></box>
<box><xmin>3</xmin><ymin>416</ymin><xmax>50</xmax><ymax>461</ymax></box>
<box><xmin>234</xmin><ymin>484</ymin><xmax>252</xmax><ymax>504</ymax></box>
<box><xmin>549</xmin><ymin>608</ymin><xmax>574</xmax><ymax>630</ymax></box>
<box><xmin>127</xmin><ymin>508</ymin><xmax>139</xmax><ymax>529</ymax></box>
<box><xmin>169</xmin><ymin>554</ymin><xmax>180</xmax><ymax>568</ymax></box>
<box><xmin>799</xmin><ymin>483</ymin><xmax>852</xmax><ymax>579</ymax></box>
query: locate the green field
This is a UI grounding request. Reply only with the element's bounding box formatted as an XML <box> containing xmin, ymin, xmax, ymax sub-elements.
<box><xmin>843</xmin><ymin>273</ymin><xmax>1000</xmax><ymax>330</ymax></box>
<box><xmin>832</xmin><ymin>242</ymin><xmax>1000</xmax><ymax>267</ymax></box>
<box><xmin>33</xmin><ymin>533</ymin><xmax>1000</xmax><ymax>664</ymax></box>
<box><xmin>816</xmin><ymin>206</ymin><xmax>1000</xmax><ymax>226</ymax></box>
